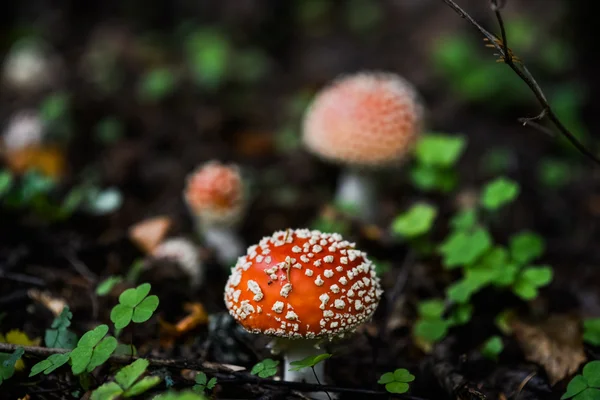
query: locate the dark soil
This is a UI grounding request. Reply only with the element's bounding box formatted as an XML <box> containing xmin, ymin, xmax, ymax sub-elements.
<box><xmin>1</xmin><ymin>0</ymin><xmax>599</xmax><ymax>399</ymax></box>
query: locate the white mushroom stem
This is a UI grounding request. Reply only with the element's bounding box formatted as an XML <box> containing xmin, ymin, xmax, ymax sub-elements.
<box><xmin>199</xmin><ymin>224</ymin><xmax>245</xmax><ymax>266</ymax></box>
<box><xmin>335</xmin><ymin>169</ymin><xmax>376</xmax><ymax>222</ymax></box>
<box><xmin>272</xmin><ymin>339</ymin><xmax>334</xmax><ymax>400</ymax></box>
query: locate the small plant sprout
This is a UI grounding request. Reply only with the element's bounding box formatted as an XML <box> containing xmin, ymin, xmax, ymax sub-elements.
<box><xmin>91</xmin><ymin>359</ymin><xmax>161</xmax><ymax>399</ymax></box>
<box><xmin>562</xmin><ymin>361</ymin><xmax>600</xmax><ymax>400</ymax></box>
<box><xmin>224</xmin><ymin>229</ymin><xmax>382</xmax><ymax>396</ymax></box>
<box><xmin>251</xmin><ymin>358</ymin><xmax>280</xmax><ymax>378</ymax></box>
<box><xmin>302</xmin><ymin>71</ymin><xmax>424</xmax><ymax>221</ymax></box>
<box><xmin>110</xmin><ymin>283</ymin><xmax>160</xmax><ymax>330</ymax></box>
<box><xmin>152</xmin><ymin>237</ymin><xmax>204</xmax><ymax>288</ymax></box>
<box><xmin>45</xmin><ymin>306</ymin><xmax>77</xmax><ymax>349</ymax></box>
<box><xmin>377</xmin><ymin>368</ymin><xmax>415</xmax><ymax>394</ymax></box>
<box><xmin>481</xmin><ymin>336</ymin><xmax>504</xmax><ymax>361</ymax></box>
<box><xmin>184</xmin><ymin>161</ymin><xmax>247</xmax><ymax>266</ymax></box>
<box><xmin>193</xmin><ymin>372</ymin><xmax>217</xmax><ymax>395</ymax></box>
<box><xmin>97</xmin><ymin>276</ymin><xmax>124</xmax><ymax>296</ymax></box>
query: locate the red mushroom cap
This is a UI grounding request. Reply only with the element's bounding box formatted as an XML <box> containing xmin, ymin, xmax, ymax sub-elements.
<box><xmin>184</xmin><ymin>161</ymin><xmax>245</xmax><ymax>226</ymax></box>
<box><xmin>302</xmin><ymin>71</ymin><xmax>423</xmax><ymax>167</ymax></box>
<box><xmin>224</xmin><ymin>229</ymin><xmax>382</xmax><ymax>339</ymax></box>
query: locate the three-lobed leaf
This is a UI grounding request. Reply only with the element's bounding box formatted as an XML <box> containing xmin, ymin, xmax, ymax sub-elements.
<box><xmin>251</xmin><ymin>359</ymin><xmax>279</xmax><ymax>378</ymax></box>
<box><xmin>439</xmin><ymin>228</ymin><xmax>492</xmax><ymax>268</ymax></box>
<box><xmin>377</xmin><ymin>368</ymin><xmax>415</xmax><ymax>394</ymax></box>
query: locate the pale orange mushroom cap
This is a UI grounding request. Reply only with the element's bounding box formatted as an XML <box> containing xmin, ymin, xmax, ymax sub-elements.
<box><xmin>224</xmin><ymin>229</ymin><xmax>382</xmax><ymax>340</ymax></box>
<box><xmin>303</xmin><ymin>72</ymin><xmax>423</xmax><ymax>166</ymax></box>
<box><xmin>184</xmin><ymin>161</ymin><xmax>245</xmax><ymax>226</ymax></box>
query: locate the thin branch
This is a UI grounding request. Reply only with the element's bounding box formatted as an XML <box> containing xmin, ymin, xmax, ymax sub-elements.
<box><xmin>0</xmin><ymin>343</ymin><xmax>424</xmax><ymax>399</ymax></box>
<box><xmin>439</xmin><ymin>0</ymin><xmax>600</xmax><ymax>166</ymax></box>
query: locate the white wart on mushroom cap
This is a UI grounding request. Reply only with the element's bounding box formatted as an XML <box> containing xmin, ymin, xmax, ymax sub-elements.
<box><xmin>224</xmin><ymin>229</ymin><xmax>383</xmax><ymax>340</ymax></box>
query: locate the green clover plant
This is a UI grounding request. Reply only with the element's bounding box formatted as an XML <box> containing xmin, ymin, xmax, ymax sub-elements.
<box><xmin>562</xmin><ymin>361</ymin><xmax>600</xmax><ymax>400</ymax></box>
<box><xmin>45</xmin><ymin>306</ymin><xmax>77</xmax><ymax>349</ymax></box>
<box><xmin>391</xmin><ymin>203</ymin><xmax>437</xmax><ymax>239</ymax></box>
<box><xmin>69</xmin><ymin>324</ymin><xmax>118</xmax><ymax>375</ymax></box>
<box><xmin>480</xmin><ymin>336</ymin><xmax>504</xmax><ymax>361</ymax></box>
<box><xmin>110</xmin><ymin>283</ymin><xmax>159</xmax><ymax>329</ymax></box>
<box><xmin>251</xmin><ymin>359</ymin><xmax>280</xmax><ymax>378</ymax></box>
<box><xmin>377</xmin><ymin>368</ymin><xmax>415</xmax><ymax>394</ymax></box>
<box><xmin>193</xmin><ymin>372</ymin><xmax>217</xmax><ymax>395</ymax></box>
<box><xmin>91</xmin><ymin>359</ymin><xmax>161</xmax><ymax>399</ymax></box>
<box><xmin>288</xmin><ymin>353</ymin><xmax>332</xmax><ymax>372</ymax></box>
<box><xmin>0</xmin><ymin>347</ymin><xmax>24</xmax><ymax>385</ymax></box>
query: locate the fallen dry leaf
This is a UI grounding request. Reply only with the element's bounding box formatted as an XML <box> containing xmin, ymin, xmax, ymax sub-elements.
<box><xmin>512</xmin><ymin>314</ymin><xmax>586</xmax><ymax>385</ymax></box>
<box><xmin>28</xmin><ymin>289</ymin><xmax>67</xmax><ymax>316</ymax></box>
<box><xmin>159</xmin><ymin>302</ymin><xmax>209</xmax><ymax>337</ymax></box>
<box><xmin>128</xmin><ymin>215</ymin><xmax>172</xmax><ymax>254</ymax></box>
<box><xmin>3</xmin><ymin>145</ymin><xmax>66</xmax><ymax>179</ymax></box>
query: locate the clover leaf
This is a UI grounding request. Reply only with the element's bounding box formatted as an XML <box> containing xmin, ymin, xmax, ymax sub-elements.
<box><xmin>288</xmin><ymin>353</ymin><xmax>332</xmax><ymax>371</ymax></box>
<box><xmin>69</xmin><ymin>324</ymin><xmax>117</xmax><ymax>375</ymax></box>
<box><xmin>29</xmin><ymin>353</ymin><xmax>71</xmax><ymax>377</ymax></box>
<box><xmin>193</xmin><ymin>372</ymin><xmax>217</xmax><ymax>395</ymax></box>
<box><xmin>111</xmin><ymin>283</ymin><xmax>160</xmax><ymax>329</ymax></box>
<box><xmin>481</xmin><ymin>336</ymin><xmax>504</xmax><ymax>361</ymax></box>
<box><xmin>251</xmin><ymin>358</ymin><xmax>280</xmax><ymax>378</ymax></box>
<box><xmin>439</xmin><ymin>228</ymin><xmax>492</xmax><ymax>268</ymax></box>
<box><xmin>481</xmin><ymin>177</ymin><xmax>520</xmax><ymax>210</ymax></box>
<box><xmin>584</xmin><ymin>318</ymin><xmax>600</xmax><ymax>346</ymax></box>
<box><xmin>414</xmin><ymin>134</ymin><xmax>467</xmax><ymax>167</ymax></box>
<box><xmin>512</xmin><ymin>266</ymin><xmax>553</xmax><ymax>300</ymax></box>
<box><xmin>0</xmin><ymin>347</ymin><xmax>24</xmax><ymax>385</ymax></box>
<box><xmin>509</xmin><ymin>231</ymin><xmax>545</xmax><ymax>265</ymax></box>
<box><xmin>391</xmin><ymin>203</ymin><xmax>437</xmax><ymax>239</ymax></box>
<box><xmin>562</xmin><ymin>361</ymin><xmax>600</xmax><ymax>400</ymax></box>
<box><xmin>45</xmin><ymin>306</ymin><xmax>77</xmax><ymax>349</ymax></box>
<box><xmin>91</xmin><ymin>359</ymin><xmax>160</xmax><ymax>399</ymax></box>
<box><xmin>377</xmin><ymin>368</ymin><xmax>415</xmax><ymax>394</ymax></box>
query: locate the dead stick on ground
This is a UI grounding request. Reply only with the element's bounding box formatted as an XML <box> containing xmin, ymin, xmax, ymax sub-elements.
<box><xmin>439</xmin><ymin>0</ymin><xmax>600</xmax><ymax>166</ymax></box>
<box><xmin>0</xmin><ymin>342</ymin><xmax>424</xmax><ymax>399</ymax></box>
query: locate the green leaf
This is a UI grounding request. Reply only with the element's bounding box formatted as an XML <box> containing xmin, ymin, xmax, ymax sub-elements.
<box><xmin>251</xmin><ymin>359</ymin><xmax>279</xmax><ymax>378</ymax></box>
<box><xmin>138</xmin><ymin>68</ymin><xmax>177</xmax><ymax>102</ymax></box>
<box><xmin>91</xmin><ymin>382</ymin><xmax>123</xmax><ymax>400</ymax></box>
<box><xmin>111</xmin><ymin>304</ymin><xmax>134</xmax><ymax>329</ymax></box>
<box><xmin>418</xmin><ymin>300</ymin><xmax>445</xmax><ymax>319</ymax></box>
<box><xmin>510</xmin><ymin>232</ymin><xmax>545</xmax><ymax>265</ymax></box>
<box><xmin>583</xmin><ymin>361</ymin><xmax>600</xmax><ymax>388</ymax></box>
<box><xmin>439</xmin><ymin>228</ymin><xmax>492</xmax><ymax>268</ymax></box>
<box><xmin>385</xmin><ymin>382</ymin><xmax>409</xmax><ymax>394</ymax></box>
<box><xmin>393</xmin><ymin>368</ymin><xmax>415</xmax><ymax>383</ymax></box>
<box><xmin>450</xmin><ymin>209</ymin><xmax>478</xmax><ymax>231</ymax></box>
<box><xmin>410</xmin><ymin>164</ymin><xmax>458</xmax><ymax>193</ymax></box>
<box><xmin>574</xmin><ymin>388</ymin><xmax>600</xmax><ymax>400</ymax></box>
<box><xmin>377</xmin><ymin>372</ymin><xmax>395</xmax><ymax>384</ymax></box>
<box><xmin>481</xmin><ymin>177</ymin><xmax>520</xmax><ymax>210</ymax></box>
<box><xmin>414</xmin><ymin>318</ymin><xmax>449</xmax><ymax>342</ymax></box>
<box><xmin>584</xmin><ymin>319</ymin><xmax>600</xmax><ymax>346</ymax></box>
<box><xmin>288</xmin><ymin>353</ymin><xmax>332</xmax><ymax>371</ymax></box>
<box><xmin>120</xmin><ymin>283</ymin><xmax>151</xmax><ymax>307</ymax></box>
<box><xmin>70</xmin><ymin>346</ymin><xmax>93</xmax><ymax>375</ymax></box>
<box><xmin>97</xmin><ymin>276</ymin><xmax>123</xmax><ymax>296</ymax></box>
<box><xmin>448</xmin><ymin>303</ymin><xmax>473</xmax><ymax>326</ymax></box>
<box><xmin>0</xmin><ymin>171</ymin><xmax>13</xmax><ymax>197</ymax></box>
<box><xmin>87</xmin><ymin>336</ymin><xmax>117</xmax><ymax>372</ymax></box>
<box><xmin>185</xmin><ymin>29</ymin><xmax>230</xmax><ymax>89</ymax></box>
<box><xmin>45</xmin><ymin>328</ymin><xmax>77</xmax><ymax>350</ymax></box>
<box><xmin>538</xmin><ymin>158</ymin><xmax>573</xmax><ymax>189</ymax></box>
<box><xmin>206</xmin><ymin>377</ymin><xmax>217</xmax><ymax>390</ymax></box>
<box><xmin>512</xmin><ymin>280</ymin><xmax>538</xmax><ymax>300</ymax></box>
<box><xmin>132</xmin><ymin>295</ymin><xmax>159</xmax><ymax>323</ymax></box>
<box><xmin>29</xmin><ymin>353</ymin><xmax>70</xmax><ymax>377</ymax></box>
<box><xmin>114</xmin><ymin>344</ymin><xmax>137</xmax><ymax>357</ymax></box>
<box><xmin>77</xmin><ymin>324</ymin><xmax>109</xmax><ymax>348</ymax></box>
<box><xmin>195</xmin><ymin>372</ymin><xmax>207</xmax><ymax>385</ymax></box>
<box><xmin>414</xmin><ymin>134</ymin><xmax>467</xmax><ymax>167</ymax></box>
<box><xmin>0</xmin><ymin>347</ymin><xmax>24</xmax><ymax>382</ymax></box>
<box><xmin>124</xmin><ymin>376</ymin><xmax>162</xmax><ymax>397</ymax></box>
<box><xmin>481</xmin><ymin>336</ymin><xmax>504</xmax><ymax>360</ymax></box>
<box><xmin>521</xmin><ymin>266</ymin><xmax>553</xmax><ymax>287</ymax></box>
<box><xmin>116</xmin><ymin>359</ymin><xmax>149</xmax><ymax>389</ymax></box>
<box><xmin>154</xmin><ymin>390</ymin><xmax>208</xmax><ymax>400</ymax></box>
<box><xmin>391</xmin><ymin>203</ymin><xmax>437</xmax><ymax>239</ymax></box>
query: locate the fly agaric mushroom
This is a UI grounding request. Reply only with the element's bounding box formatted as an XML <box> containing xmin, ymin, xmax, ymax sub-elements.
<box><xmin>303</xmin><ymin>71</ymin><xmax>424</xmax><ymax>221</ymax></box>
<box><xmin>224</xmin><ymin>228</ymin><xmax>382</xmax><ymax>390</ymax></box>
<box><xmin>184</xmin><ymin>161</ymin><xmax>246</xmax><ymax>266</ymax></box>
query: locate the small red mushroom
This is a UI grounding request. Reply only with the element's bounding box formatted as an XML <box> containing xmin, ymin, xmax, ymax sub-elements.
<box><xmin>302</xmin><ymin>71</ymin><xmax>424</xmax><ymax>221</ymax></box>
<box><xmin>224</xmin><ymin>228</ymin><xmax>382</xmax><ymax>389</ymax></box>
<box><xmin>184</xmin><ymin>161</ymin><xmax>246</xmax><ymax>265</ymax></box>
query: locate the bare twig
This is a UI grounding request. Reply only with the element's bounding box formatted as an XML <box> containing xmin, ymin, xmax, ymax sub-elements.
<box><xmin>439</xmin><ymin>0</ymin><xmax>600</xmax><ymax>166</ymax></box>
<box><xmin>0</xmin><ymin>343</ymin><xmax>424</xmax><ymax>399</ymax></box>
